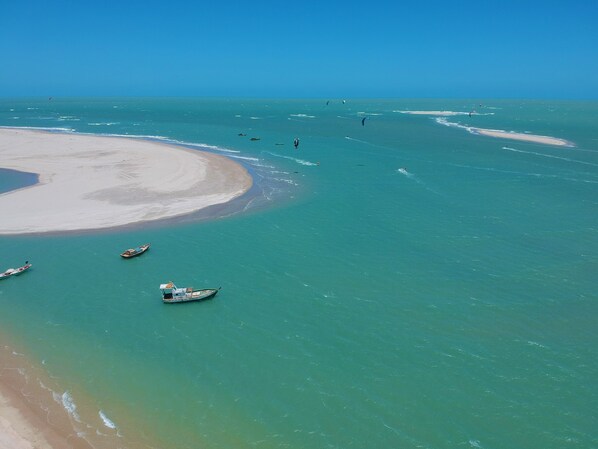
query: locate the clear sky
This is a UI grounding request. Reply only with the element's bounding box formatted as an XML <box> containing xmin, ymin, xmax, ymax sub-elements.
<box><xmin>1</xmin><ymin>0</ymin><xmax>597</xmax><ymax>98</ymax></box>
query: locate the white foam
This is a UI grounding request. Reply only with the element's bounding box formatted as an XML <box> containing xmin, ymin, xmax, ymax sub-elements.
<box><xmin>250</xmin><ymin>116</ymin><xmax>261</xmax><ymax>120</ymax></box>
<box><xmin>88</xmin><ymin>122</ymin><xmax>119</xmax><ymax>126</ymax></box>
<box><xmin>170</xmin><ymin>140</ymin><xmax>240</xmax><ymax>153</ymax></box>
<box><xmin>0</xmin><ymin>125</ymin><xmax>75</xmax><ymax>132</ymax></box>
<box><xmin>265</xmin><ymin>152</ymin><xmax>318</xmax><ymax>166</ymax></box>
<box><xmin>272</xmin><ymin>177</ymin><xmax>299</xmax><ymax>186</ymax></box>
<box><xmin>227</xmin><ymin>155</ymin><xmax>260</xmax><ymax>162</ymax></box>
<box><xmin>290</xmin><ymin>114</ymin><xmax>316</xmax><ymax>118</ymax></box>
<box><xmin>99</xmin><ymin>410</ymin><xmax>117</xmax><ymax>429</ymax></box>
<box><xmin>435</xmin><ymin>117</ymin><xmax>475</xmax><ymax>132</ymax></box>
<box><xmin>60</xmin><ymin>391</ymin><xmax>81</xmax><ymax>422</ymax></box>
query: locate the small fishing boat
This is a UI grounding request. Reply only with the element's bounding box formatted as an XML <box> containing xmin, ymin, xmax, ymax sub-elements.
<box><xmin>121</xmin><ymin>243</ymin><xmax>150</xmax><ymax>259</ymax></box>
<box><xmin>159</xmin><ymin>282</ymin><xmax>220</xmax><ymax>304</ymax></box>
<box><xmin>0</xmin><ymin>268</ymin><xmax>16</xmax><ymax>280</ymax></box>
<box><xmin>13</xmin><ymin>262</ymin><xmax>32</xmax><ymax>276</ymax></box>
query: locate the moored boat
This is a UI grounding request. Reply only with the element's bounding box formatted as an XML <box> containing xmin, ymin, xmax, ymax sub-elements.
<box><xmin>159</xmin><ymin>282</ymin><xmax>220</xmax><ymax>304</ymax></box>
<box><xmin>0</xmin><ymin>268</ymin><xmax>16</xmax><ymax>280</ymax></box>
<box><xmin>13</xmin><ymin>262</ymin><xmax>32</xmax><ymax>276</ymax></box>
<box><xmin>121</xmin><ymin>243</ymin><xmax>150</xmax><ymax>259</ymax></box>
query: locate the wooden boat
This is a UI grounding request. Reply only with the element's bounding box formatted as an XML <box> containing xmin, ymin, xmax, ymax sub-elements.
<box><xmin>121</xmin><ymin>243</ymin><xmax>150</xmax><ymax>259</ymax></box>
<box><xmin>13</xmin><ymin>263</ymin><xmax>32</xmax><ymax>276</ymax></box>
<box><xmin>159</xmin><ymin>282</ymin><xmax>220</xmax><ymax>304</ymax></box>
<box><xmin>0</xmin><ymin>268</ymin><xmax>16</xmax><ymax>280</ymax></box>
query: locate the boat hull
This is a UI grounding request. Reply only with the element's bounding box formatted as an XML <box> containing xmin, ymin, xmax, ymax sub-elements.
<box><xmin>162</xmin><ymin>288</ymin><xmax>220</xmax><ymax>304</ymax></box>
<box><xmin>13</xmin><ymin>264</ymin><xmax>32</xmax><ymax>276</ymax></box>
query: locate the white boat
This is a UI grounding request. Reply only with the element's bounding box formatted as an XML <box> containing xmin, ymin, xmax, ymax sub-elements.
<box><xmin>159</xmin><ymin>282</ymin><xmax>220</xmax><ymax>304</ymax></box>
<box><xmin>13</xmin><ymin>262</ymin><xmax>32</xmax><ymax>276</ymax></box>
<box><xmin>0</xmin><ymin>268</ymin><xmax>16</xmax><ymax>280</ymax></box>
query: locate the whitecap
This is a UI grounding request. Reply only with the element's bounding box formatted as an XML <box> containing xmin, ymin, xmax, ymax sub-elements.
<box><xmin>61</xmin><ymin>391</ymin><xmax>81</xmax><ymax>422</ymax></box>
<box><xmin>289</xmin><ymin>114</ymin><xmax>316</xmax><ymax>118</ymax></box>
<box><xmin>99</xmin><ymin>410</ymin><xmax>117</xmax><ymax>429</ymax></box>
<box><xmin>265</xmin><ymin>152</ymin><xmax>318</xmax><ymax>166</ymax></box>
<box><xmin>227</xmin><ymin>155</ymin><xmax>260</xmax><ymax>162</ymax></box>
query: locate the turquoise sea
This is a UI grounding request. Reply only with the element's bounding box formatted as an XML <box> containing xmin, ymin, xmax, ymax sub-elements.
<box><xmin>1</xmin><ymin>98</ymin><xmax>597</xmax><ymax>449</ymax></box>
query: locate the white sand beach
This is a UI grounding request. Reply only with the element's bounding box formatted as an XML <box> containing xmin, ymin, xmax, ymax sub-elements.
<box><xmin>471</xmin><ymin>128</ymin><xmax>573</xmax><ymax>146</ymax></box>
<box><xmin>0</xmin><ymin>128</ymin><xmax>252</xmax><ymax>234</ymax></box>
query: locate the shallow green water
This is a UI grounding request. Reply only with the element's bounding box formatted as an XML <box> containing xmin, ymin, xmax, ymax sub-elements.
<box><xmin>1</xmin><ymin>98</ymin><xmax>597</xmax><ymax>448</ymax></box>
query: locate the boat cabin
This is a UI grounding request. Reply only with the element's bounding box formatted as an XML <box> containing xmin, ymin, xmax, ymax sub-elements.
<box><xmin>159</xmin><ymin>282</ymin><xmax>191</xmax><ymax>300</ymax></box>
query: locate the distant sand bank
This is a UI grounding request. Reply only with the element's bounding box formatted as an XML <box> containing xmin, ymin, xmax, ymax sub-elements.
<box><xmin>471</xmin><ymin>128</ymin><xmax>573</xmax><ymax>146</ymax></box>
<box><xmin>397</xmin><ymin>110</ymin><xmax>469</xmax><ymax>116</ymax></box>
<box><xmin>0</xmin><ymin>128</ymin><xmax>252</xmax><ymax>234</ymax></box>
<box><xmin>433</xmin><ymin>118</ymin><xmax>574</xmax><ymax>147</ymax></box>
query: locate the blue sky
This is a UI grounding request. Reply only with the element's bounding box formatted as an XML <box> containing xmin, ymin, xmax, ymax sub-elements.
<box><xmin>1</xmin><ymin>0</ymin><xmax>597</xmax><ymax>98</ymax></box>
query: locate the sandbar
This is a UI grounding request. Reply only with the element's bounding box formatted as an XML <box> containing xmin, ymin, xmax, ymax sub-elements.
<box><xmin>397</xmin><ymin>110</ymin><xmax>469</xmax><ymax>116</ymax></box>
<box><xmin>471</xmin><ymin>127</ymin><xmax>573</xmax><ymax>146</ymax></box>
<box><xmin>0</xmin><ymin>128</ymin><xmax>252</xmax><ymax>234</ymax></box>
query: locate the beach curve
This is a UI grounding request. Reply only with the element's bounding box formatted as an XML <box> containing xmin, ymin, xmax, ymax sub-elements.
<box><xmin>0</xmin><ymin>128</ymin><xmax>252</xmax><ymax>235</ymax></box>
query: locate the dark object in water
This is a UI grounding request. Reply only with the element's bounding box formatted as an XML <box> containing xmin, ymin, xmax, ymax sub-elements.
<box><xmin>250</xmin><ymin>137</ymin><xmax>260</xmax><ymax>141</ymax></box>
<box><xmin>361</xmin><ymin>117</ymin><xmax>367</xmax><ymax>126</ymax></box>
<box><xmin>293</xmin><ymin>137</ymin><xmax>300</xmax><ymax>149</ymax></box>
<box><xmin>238</xmin><ymin>133</ymin><xmax>247</xmax><ymax>136</ymax></box>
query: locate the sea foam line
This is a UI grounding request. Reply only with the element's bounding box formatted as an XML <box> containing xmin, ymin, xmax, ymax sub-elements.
<box><xmin>264</xmin><ymin>151</ymin><xmax>318</xmax><ymax>166</ymax></box>
<box><xmin>99</xmin><ymin>410</ymin><xmax>117</xmax><ymax>429</ymax></box>
<box><xmin>0</xmin><ymin>125</ymin><xmax>75</xmax><ymax>132</ymax></box>
<box><xmin>502</xmin><ymin>146</ymin><xmax>598</xmax><ymax>167</ymax></box>
<box><xmin>56</xmin><ymin>391</ymin><xmax>81</xmax><ymax>422</ymax></box>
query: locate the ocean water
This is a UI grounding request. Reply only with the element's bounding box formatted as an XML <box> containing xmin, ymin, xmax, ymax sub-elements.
<box><xmin>0</xmin><ymin>98</ymin><xmax>597</xmax><ymax>449</ymax></box>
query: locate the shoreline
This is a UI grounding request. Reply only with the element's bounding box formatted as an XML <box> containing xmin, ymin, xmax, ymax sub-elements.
<box><xmin>0</xmin><ymin>128</ymin><xmax>253</xmax><ymax>235</ymax></box>
<box><xmin>0</xmin><ymin>341</ymin><xmax>95</xmax><ymax>449</ymax></box>
<box><xmin>0</xmin><ymin>337</ymin><xmax>159</xmax><ymax>449</ymax></box>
